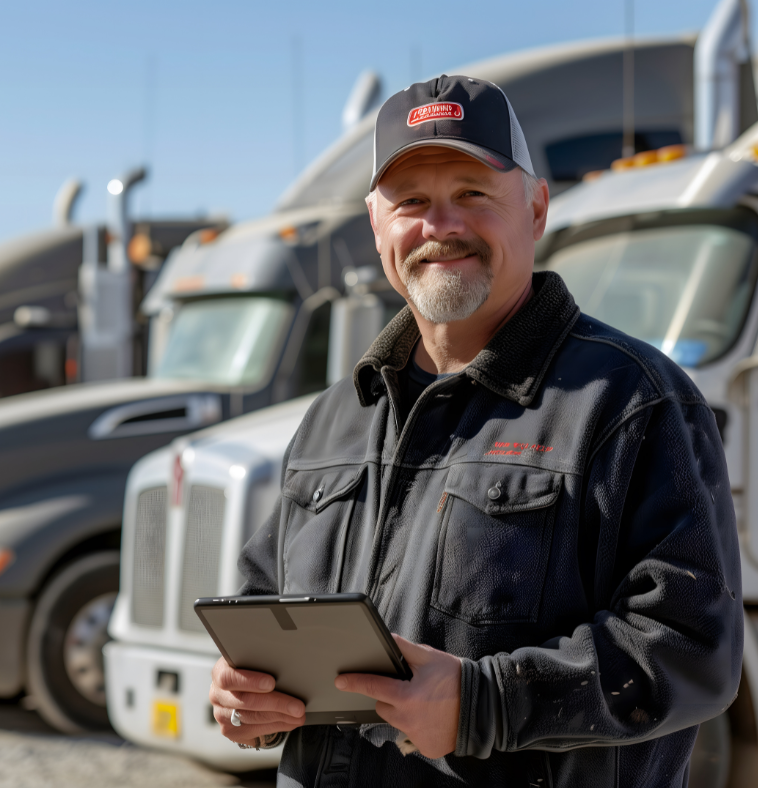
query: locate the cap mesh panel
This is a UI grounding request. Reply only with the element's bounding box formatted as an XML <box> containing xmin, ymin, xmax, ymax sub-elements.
<box><xmin>499</xmin><ymin>90</ymin><xmax>535</xmax><ymax>177</ymax></box>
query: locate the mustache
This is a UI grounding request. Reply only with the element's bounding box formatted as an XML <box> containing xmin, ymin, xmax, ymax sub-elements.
<box><xmin>401</xmin><ymin>238</ymin><xmax>492</xmax><ymax>272</ymax></box>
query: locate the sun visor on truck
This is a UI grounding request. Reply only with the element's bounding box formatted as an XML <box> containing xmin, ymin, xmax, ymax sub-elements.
<box><xmin>141</xmin><ymin>233</ymin><xmax>300</xmax><ymax>316</ymax></box>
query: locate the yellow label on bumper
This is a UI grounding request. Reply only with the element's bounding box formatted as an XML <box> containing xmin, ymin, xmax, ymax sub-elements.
<box><xmin>152</xmin><ymin>700</ymin><xmax>180</xmax><ymax>738</ymax></box>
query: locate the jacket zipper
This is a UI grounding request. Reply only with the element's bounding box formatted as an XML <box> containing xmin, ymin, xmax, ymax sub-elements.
<box><xmin>365</xmin><ymin>370</ymin><xmax>465</xmax><ymax>601</ymax></box>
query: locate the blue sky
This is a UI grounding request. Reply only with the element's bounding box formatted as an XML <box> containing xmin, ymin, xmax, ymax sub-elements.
<box><xmin>0</xmin><ymin>0</ymin><xmax>732</xmax><ymax>242</ymax></box>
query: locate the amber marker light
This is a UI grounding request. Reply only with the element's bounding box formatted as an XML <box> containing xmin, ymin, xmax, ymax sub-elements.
<box><xmin>173</xmin><ymin>275</ymin><xmax>206</xmax><ymax>292</ymax></box>
<box><xmin>582</xmin><ymin>170</ymin><xmax>605</xmax><ymax>182</ymax></box>
<box><xmin>199</xmin><ymin>228</ymin><xmax>220</xmax><ymax>244</ymax></box>
<box><xmin>633</xmin><ymin>150</ymin><xmax>658</xmax><ymax>167</ymax></box>
<box><xmin>611</xmin><ymin>156</ymin><xmax>636</xmax><ymax>172</ymax></box>
<box><xmin>279</xmin><ymin>226</ymin><xmax>299</xmax><ymax>244</ymax></box>
<box><xmin>128</xmin><ymin>233</ymin><xmax>152</xmax><ymax>264</ymax></box>
<box><xmin>657</xmin><ymin>144</ymin><xmax>686</xmax><ymax>163</ymax></box>
<box><xmin>0</xmin><ymin>549</ymin><xmax>15</xmax><ymax>576</ymax></box>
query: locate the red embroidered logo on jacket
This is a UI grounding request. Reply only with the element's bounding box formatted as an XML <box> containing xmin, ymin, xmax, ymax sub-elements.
<box><xmin>486</xmin><ymin>442</ymin><xmax>553</xmax><ymax>457</ymax></box>
<box><xmin>407</xmin><ymin>102</ymin><xmax>464</xmax><ymax>126</ymax></box>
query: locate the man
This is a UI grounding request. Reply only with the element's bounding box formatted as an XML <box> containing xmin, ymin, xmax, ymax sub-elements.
<box><xmin>210</xmin><ymin>75</ymin><xmax>742</xmax><ymax>787</ymax></box>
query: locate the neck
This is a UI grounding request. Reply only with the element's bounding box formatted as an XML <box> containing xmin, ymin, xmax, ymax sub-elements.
<box><xmin>414</xmin><ymin>277</ymin><xmax>534</xmax><ymax>374</ymax></box>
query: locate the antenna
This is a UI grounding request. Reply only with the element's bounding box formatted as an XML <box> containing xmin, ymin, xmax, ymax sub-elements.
<box><xmin>292</xmin><ymin>36</ymin><xmax>304</xmax><ymax>176</ymax></box>
<box><xmin>622</xmin><ymin>0</ymin><xmax>635</xmax><ymax>158</ymax></box>
<box><xmin>142</xmin><ymin>54</ymin><xmax>157</xmax><ymax>216</ymax></box>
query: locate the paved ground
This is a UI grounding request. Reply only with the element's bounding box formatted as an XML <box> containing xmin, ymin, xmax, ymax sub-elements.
<box><xmin>0</xmin><ymin>699</ymin><xmax>277</xmax><ymax>788</ymax></box>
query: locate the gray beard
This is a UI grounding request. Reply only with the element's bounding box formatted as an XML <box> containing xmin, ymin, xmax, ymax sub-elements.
<box><xmin>400</xmin><ymin>239</ymin><xmax>493</xmax><ymax>324</ymax></box>
<box><xmin>405</xmin><ymin>267</ymin><xmax>492</xmax><ymax>323</ymax></box>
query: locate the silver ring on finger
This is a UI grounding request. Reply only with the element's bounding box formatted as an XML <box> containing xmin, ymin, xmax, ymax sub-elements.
<box><xmin>230</xmin><ymin>709</ymin><xmax>242</xmax><ymax>727</ymax></box>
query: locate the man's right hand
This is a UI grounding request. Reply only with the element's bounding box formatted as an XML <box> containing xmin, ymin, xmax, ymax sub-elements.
<box><xmin>210</xmin><ymin>656</ymin><xmax>306</xmax><ymax>746</ymax></box>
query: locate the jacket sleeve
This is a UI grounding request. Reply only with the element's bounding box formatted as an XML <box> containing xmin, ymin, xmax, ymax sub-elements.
<box><xmin>456</xmin><ymin>398</ymin><xmax>743</xmax><ymax>758</ymax></box>
<box><xmin>236</xmin><ymin>431</ymin><xmax>299</xmax><ymax>596</ymax></box>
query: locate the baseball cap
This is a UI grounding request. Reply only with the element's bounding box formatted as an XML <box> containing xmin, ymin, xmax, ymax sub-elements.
<box><xmin>370</xmin><ymin>74</ymin><xmax>535</xmax><ymax>191</ymax></box>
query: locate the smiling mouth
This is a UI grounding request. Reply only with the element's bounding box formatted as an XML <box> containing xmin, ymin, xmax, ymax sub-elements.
<box><xmin>421</xmin><ymin>254</ymin><xmax>479</xmax><ymax>264</ymax></box>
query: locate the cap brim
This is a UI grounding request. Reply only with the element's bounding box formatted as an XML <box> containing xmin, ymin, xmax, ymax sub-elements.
<box><xmin>369</xmin><ymin>138</ymin><xmax>518</xmax><ymax>192</ymax></box>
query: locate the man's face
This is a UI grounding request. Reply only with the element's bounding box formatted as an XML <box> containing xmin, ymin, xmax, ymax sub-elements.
<box><xmin>367</xmin><ymin>148</ymin><xmax>549</xmax><ymax>325</ymax></box>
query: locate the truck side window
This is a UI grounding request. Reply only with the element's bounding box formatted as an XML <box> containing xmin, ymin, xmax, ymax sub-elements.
<box><xmin>296</xmin><ymin>301</ymin><xmax>332</xmax><ymax>396</ymax></box>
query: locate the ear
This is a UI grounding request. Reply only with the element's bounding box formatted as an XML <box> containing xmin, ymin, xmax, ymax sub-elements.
<box><xmin>531</xmin><ymin>179</ymin><xmax>550</xmax><ymax>241</ymax></box>
<box><xmin>366</xmin><ymin>195</ymin><xmax>382</xmax><ymax>255</ymax></box>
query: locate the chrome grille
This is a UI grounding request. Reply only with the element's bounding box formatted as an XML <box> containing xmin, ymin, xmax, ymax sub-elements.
<box><xmin>131</xmin><ymin>487</ymin><xmax>168</xmax><ymax>627</ymax></box>
<box><xmin>178</xmin><ymin>485</ymin><xmax>226</xmax><ymax>632</ymax></box>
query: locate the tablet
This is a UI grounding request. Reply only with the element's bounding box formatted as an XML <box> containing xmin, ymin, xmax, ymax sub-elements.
<box><xmin>194</xmin><ymin>592</ymin><xmax>412</xmax><ymax>725</ymax></box>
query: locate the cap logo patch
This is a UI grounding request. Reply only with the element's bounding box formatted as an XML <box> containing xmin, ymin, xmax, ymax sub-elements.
<box><xmin>407</xmin><ymin>102</ymin><xmax>464</xmax><ymax>126</ymax></box>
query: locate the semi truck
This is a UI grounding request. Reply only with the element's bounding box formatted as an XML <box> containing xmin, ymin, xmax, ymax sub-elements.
<box><xmin>0</xmin><ymin>33</ymin><xmax>705</xmax><ymax>736</ymax></box>
<box><xmin>107</xmin><ymin>2</ymin><xmax>758</xmax><ymax>784</ymax></box>
<box><xmin>0</xmin><ymin>170</ymin><xmax>227</xmax><ymax>397</ymax></box>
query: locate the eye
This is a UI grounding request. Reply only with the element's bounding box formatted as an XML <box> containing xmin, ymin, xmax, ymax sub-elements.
<box><xmin>461</xmin><ymin>190</ymin><xmax>485</xmax><ymax>198</ymax></box>
<box><xmin>398</xmin><ymin>198</ymin><xmax>422</xmax><ymax>206</ymax></box>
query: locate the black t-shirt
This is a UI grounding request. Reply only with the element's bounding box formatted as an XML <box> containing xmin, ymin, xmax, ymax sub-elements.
<box><xmin>398</xmin><ymin>344</ymin><xmax>455</xmax><ymax>421</ymax></box>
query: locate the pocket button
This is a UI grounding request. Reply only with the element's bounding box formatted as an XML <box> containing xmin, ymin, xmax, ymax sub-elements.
<box><xmin>312</xmin><ymin>488</ymin><xmax>323</xmax><ymax>502</ymax></box>
<box><xmin>487</xmin><ymin>485</ymin><xmax>501</xmax><ymax>500</ymax></box>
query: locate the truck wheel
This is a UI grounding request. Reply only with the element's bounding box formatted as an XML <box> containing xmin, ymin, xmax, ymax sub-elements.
<box><xmin>688</xmin><ymin>711</ymin><xmax>731</xmax><ymax>788</ymax></box>
<box><xmin>26</xmin><ymin>551</ymin><xmax>120</xmax><ymax>733</ymax></box>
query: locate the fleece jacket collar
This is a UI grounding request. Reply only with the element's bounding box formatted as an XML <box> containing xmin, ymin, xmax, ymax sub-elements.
<box><xmin>353</xmin><ymin>270</ymin><xmax>580</xmax><ymax>408</ymax></box>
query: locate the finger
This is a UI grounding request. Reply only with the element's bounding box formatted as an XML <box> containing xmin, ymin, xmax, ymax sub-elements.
<box><xmin>237</xmin><ymin>709</ymin><xmax>306</xmax><ymax>726</ymax></box>
<box><xmin>211</xmin><ymin>686</ymin><xmax>306</xmax><ymax>718</ymax></box>
<box><xmin>212</xmin><ymin>660</ymin><xmax>276</xmax><ymax>693</ymax></box>
<box><xmin>218</xmin><ymin>716</ymin><xmax>302</xmax><ymax>744</ymax></box>
<box><xmin>214</xmin><ymin>706</ymin><xmax>305</xmax><ymax>728</ymax></box>
<box><xmin>335</xmin><ymin>672</ymin><xmax>406</xmax><ymax>704</ymax></box>
<box><xmin>391</xmin><ymin>634</ymin><xmax>433</xmax><ymax>667</ymax></box>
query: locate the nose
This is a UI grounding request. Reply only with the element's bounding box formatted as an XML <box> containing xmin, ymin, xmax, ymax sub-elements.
<box><xmin>420</xmin><ymin>201</ymin><xmax>466</xmax><ymax>241</ymax></box>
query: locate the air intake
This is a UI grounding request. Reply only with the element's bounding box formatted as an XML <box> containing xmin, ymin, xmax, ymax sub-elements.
<box><xmin>178</xmin><ymin>485</ymin><xmax>226</xmax><ymax>632</ymax></box>
<box><xmin>131</xmin><ymin>487</ymin><xmax>168</xmax><ymax>627</ymax></box>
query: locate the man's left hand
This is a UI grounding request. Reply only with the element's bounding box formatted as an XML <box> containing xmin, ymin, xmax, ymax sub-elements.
<box><xmin>334</xmin><ymin>634</ymin><xmax>461</xmax><ymax>759</ymax></box>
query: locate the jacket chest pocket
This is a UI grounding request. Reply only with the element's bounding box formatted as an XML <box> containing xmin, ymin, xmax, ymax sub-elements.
<box><xmin>431</xmin><ymin>463</ymin><xmax>562</xmax><ymax>626</ymax></box>
<box><xmin>281</xmin><ymin>464</ymin><xmax>367</xmax><ymax>593</ymax></box>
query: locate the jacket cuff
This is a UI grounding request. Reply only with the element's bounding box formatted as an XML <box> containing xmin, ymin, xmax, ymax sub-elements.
<box><xmin>455</xmin><ymin>656</ymin><xmax>508</xmax><ymax>759</ymax></box>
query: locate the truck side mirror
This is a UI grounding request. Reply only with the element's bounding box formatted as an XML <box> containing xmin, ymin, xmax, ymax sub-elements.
<box><xmin>728</xmin><ymin>356</ymin><xmax>758</xmax><ymax>567</ymax></box>
<box><xmin>327</xmin><ymin>293</ymin><xmax>385</xmax><ymax>386</ymax></box>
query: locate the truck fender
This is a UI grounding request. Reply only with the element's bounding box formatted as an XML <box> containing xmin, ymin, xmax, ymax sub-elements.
<box><xmin>0</xmin><ymin>473</ymin><xmax>125</xmax><ymax>597</ymax></box>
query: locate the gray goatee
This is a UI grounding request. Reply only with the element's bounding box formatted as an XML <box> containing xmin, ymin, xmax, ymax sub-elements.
<box><xmin>399</xmin><ymin>238</ymin><xmax>493</xmax><ymax>324</ymax></box>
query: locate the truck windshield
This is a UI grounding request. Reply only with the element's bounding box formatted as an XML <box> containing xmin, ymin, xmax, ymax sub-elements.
<box><xmin>155</xmin><ymin>297</ymin><xmax>293</xmax><ymax>387</ymax></box>
<box><xmin>544</xmin><ymin>213</ymin><xmax>758</xmax><ymax>367</ymax></box>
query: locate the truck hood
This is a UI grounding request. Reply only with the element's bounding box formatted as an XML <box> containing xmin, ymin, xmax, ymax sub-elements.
<box><xmin>0</xmin><ymin>378</ymin><xmax>228</xmax><ymax>504</ymax></box>
<box><xmin>0</xmin><ymin>377</ymin><xmax>226</xmax><ymax>430</ymax></box>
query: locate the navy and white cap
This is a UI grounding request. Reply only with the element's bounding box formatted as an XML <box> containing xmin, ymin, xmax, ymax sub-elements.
<box><xmin>370</xmin><ymin>74</ymin><xmax>535</xmax><ymax>191</ymax></box>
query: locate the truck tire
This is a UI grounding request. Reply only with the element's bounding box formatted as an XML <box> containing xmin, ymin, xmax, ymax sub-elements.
<box><xmin>26</xmin><ymin>551</ymin><xmax>120</xmax><ymax>733</ymax></box>
<box><xmin>688</xmin><ymin>711</ymin><xmax>731</xmax><ymax>788</ymax></box>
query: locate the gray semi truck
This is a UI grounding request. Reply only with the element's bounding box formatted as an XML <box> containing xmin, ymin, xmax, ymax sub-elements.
<box><xmin>0</xmin><ymin>34</ymin><xmax>705</xmax><ymax>734</ymax></box>
<box><xmin>0</xmin><ymin>170</ymin><xmax>227</xmax><ymax>397</ymax></box>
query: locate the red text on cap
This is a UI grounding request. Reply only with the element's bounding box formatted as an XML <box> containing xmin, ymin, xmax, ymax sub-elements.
<box><xmin>407</xmin><ymin>102</ymin><xmax>464</xmax><ymax>126</ymax></box>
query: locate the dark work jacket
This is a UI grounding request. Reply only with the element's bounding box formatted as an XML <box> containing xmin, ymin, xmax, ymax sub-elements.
<box><xmin>238</xmin><ymin>271</ymin><xmax>743</xmax><ymax>788</ymax></box>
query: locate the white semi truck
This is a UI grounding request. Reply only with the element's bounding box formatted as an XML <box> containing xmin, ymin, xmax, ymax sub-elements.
<box><xmin>105</xmin><ymin>1</ymin><xmax>758</xmax><ymax>783</ymax></box>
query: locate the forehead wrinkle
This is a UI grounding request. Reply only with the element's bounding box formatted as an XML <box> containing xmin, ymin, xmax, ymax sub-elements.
<box><xmin>383</xmin><ymin>167</ymin><xmax>498</xmax><ymax>199</ymax></box>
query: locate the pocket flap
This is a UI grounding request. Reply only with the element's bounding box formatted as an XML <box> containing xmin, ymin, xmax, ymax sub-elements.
<box><xmin>282</xmin><ymin>465</ymin><xmax>366</xmax><ymax>512</ymax></box>
<box><xmin>445</xmin><ymin>463</ymin><xmax>562</xmax><ymax>516</ymax></box>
